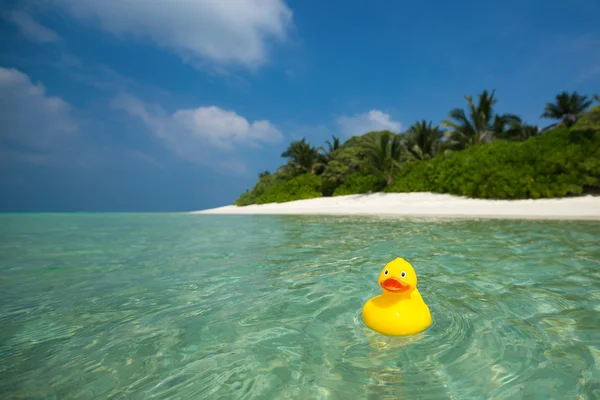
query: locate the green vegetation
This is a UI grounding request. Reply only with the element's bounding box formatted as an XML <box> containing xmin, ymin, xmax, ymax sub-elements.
<box><xmin>235</xmin><ymin>91</ymin><xmax>600</xmax><ymax>205</ymax></box>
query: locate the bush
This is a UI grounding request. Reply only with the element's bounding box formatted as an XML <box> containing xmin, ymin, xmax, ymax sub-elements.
<box><xmin>573</xmin><ymin>105</ymin><xmax>600</xmax><ymax>133</ymax></box>
<box><xmin>234</xmin><ymin>173</ymin><xmax>283</xmax><ymax>206</ymax></box>
<box><xmin>332</xmin><ymin>171</ymin><xmax>385</xmax><ymax>196</ymax></box>
<box><xmin>254</xmin><ymin>174</ymin><xmax>323</xmax><ymax>204</ymax></box>
<box><xmin>386</xmin><ymin>126</ymin><xmax>600</xmax><ymax>199</ymax></box>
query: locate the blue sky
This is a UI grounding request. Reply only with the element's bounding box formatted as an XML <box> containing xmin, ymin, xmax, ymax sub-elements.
<box><xmin>1</xmin><ymin>0</ymin><xmax>599</xmax><ymax>212</ymax></box>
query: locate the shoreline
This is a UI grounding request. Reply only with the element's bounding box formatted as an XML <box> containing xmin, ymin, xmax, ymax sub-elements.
<box><xmin>191</xmin><ymin>192</ymin><xmax>600</xmax><ymax>220</ymax></box>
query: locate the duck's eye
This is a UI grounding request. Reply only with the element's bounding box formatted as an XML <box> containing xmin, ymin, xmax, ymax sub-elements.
<box><xmin>384</xmin><ymin>269</ymin><xmax>389</xmax><ymax>275</ymax></box>
<box><xmin>400</xmin><ymin>271</ymin><xmax>406</xmax><ymax>278</ymax></box>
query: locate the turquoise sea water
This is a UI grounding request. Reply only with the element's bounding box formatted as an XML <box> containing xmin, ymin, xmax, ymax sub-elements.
<box><xmin>1</xmin><ymin>213</ymin><xmax>599</xmax><ymax>399</ymax></box>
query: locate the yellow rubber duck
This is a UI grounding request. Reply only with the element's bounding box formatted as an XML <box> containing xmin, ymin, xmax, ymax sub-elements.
<box><xmin>362</xmin><ymin>257</ymin><xmax>432</xmax><ymax>336</ymax></box>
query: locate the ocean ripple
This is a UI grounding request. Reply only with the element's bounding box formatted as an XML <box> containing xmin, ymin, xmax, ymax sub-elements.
<box><xmin>0</xmin><ymin>214</ymin><xmax>599</xmax><ymax>399</ymax></box>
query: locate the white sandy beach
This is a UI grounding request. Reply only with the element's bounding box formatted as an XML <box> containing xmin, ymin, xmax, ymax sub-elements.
<box><xmin>191</xmin><ymin>192</ymin><xmax>600</xmax><ymax>220</ymax></box>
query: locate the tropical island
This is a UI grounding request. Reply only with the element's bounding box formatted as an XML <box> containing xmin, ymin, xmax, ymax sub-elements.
<box><xmin>231</xmin><ymin>90</ymin><xmax>600</xmax><ymax>205</ymax></box>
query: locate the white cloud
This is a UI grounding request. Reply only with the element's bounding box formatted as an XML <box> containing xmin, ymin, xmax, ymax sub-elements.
<box><xmin>7</xmin><ymin>10</ymin><xmax>61</xmax><ymax>43</ymax></box>
<box><xmin>47</xmin><ymin>0</ymin><xmax>293</xmax><ymax>70</ymax></box>
<box><xmin>0</xmin><ymin>66</ymin><xmax>77</xmax><ymax>162</ymax></box>
<box><xmin>111</xmin><ymin>93</ymin><xmax>283</xmax><ymax>169</ymax></box>
<box><xmin>172</xmin><ymin>106</ymin><xmax>283</xmax><ymax>149</ymax></box>
<box><xmin>336</xmin><ymin>109</ymin><xmax>401</xmax><ymax>137</ymax></box>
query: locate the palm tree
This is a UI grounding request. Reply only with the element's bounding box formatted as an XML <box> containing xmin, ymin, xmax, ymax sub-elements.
<box><xmin>325</xmin><ymin>135</ymin><xmax>341</xmax><ymax>154</ymax></box>
<box><xmin>594</xmin><ymin>94</ymin><xmax>600</xmax><ymax>104</ymax></box>
<box><xmin>541</xmin><ymin>91</ymin><xmax>593</xmax><ymax>128</ymax></box>
<box><xmin>318</xmin><ymin>135</ymin><xmax>341</xmax><ymax>163</ymax></box>
<box><xmin>495</xmin><ymin>116</ymin><xmax>540</xmax><ymax>141</ymax></box>
<box><xmin>441</xmin><ymin>90</ymin><xmax>506</xmax><ymax>149</ymax></box>
<box><xmin>280</xmin><ymin>138</ymin><xmax>321</xmax><ymax>174</ymax></box>
<box><xmin>405</xmin><ymin>120</ymin><xmax>443</xmax><ymax>160</ymax></box>
<box><xmin>362</xmin><ymin>131</ymin><xmax>405</xmax><ymax>186</ymax></box>
<box><xmin>491</xmin><ymin>113</ymin><xmax>520</xmax><ymax>135</ymax></box>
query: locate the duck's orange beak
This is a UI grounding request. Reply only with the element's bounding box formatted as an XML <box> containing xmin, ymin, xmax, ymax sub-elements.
<box><xmin>381</xmin><ymin>277</ymin><xmax>410</xmax><ymax>292</ymax></box>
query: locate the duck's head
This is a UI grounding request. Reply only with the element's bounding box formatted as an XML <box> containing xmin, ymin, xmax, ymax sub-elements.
<box><xmin>377</xmin><ymin>258</ymin><xmax>418</xmax><ymax>295</ymax></box>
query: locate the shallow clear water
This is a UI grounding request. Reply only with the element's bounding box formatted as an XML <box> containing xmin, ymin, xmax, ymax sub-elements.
<box><xmin>1</xmin><ymin>213</ymin><xmax>599</xmax><ymax>399</ymax></box>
